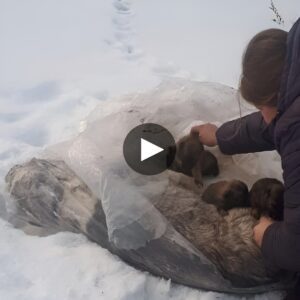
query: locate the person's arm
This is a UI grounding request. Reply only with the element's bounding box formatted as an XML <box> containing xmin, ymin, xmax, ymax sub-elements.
<box><xmin>260</xmin><ymin>121</ymin><xmax>300</xmax><ymax>271</ymax></box>
<box><xmin>261</xmin><ymin>219</ymin><xmax>300</xmax><ymax>272</ymax></box>
<box><xmin>216</xmin><ymin>112</ymin><xmax>275</xmax><ymax>155</ymax></box>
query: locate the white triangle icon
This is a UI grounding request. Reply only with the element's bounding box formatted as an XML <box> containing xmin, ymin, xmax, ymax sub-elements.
<box><xmin>141</xmin><ymin>138</ymin><xmax>164</xmax><ymax>162</ymax></box>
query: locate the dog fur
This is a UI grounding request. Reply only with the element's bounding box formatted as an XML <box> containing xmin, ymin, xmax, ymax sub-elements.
<box><xmin>202</xmin><ymin>180</ymin><xmax>250</xmax><ymax>215</ymax></box>
<box><xmin>168</xmin><ymin>133</ymin><xmax>219</xmax><ymax>186</ymax></box>
<box><xmin>250</xmin><ymin>178</ymin><xmax>284</xmax><ymax>221</ymax></box>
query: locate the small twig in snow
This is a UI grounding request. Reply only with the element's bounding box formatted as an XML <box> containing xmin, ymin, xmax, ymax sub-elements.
<box><xmin>269</xmin><ymin>0</ymin><xmax>284</xmax><ymax>25</ymax></box>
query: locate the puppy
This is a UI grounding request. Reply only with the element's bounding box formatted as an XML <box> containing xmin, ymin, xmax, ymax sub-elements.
<box><xmin>169</xmin><ymin>132</ymin><xmax>219</xmax><ymax>187</ymax></box>
<box><xmin>202</xmin><ymin>180</ymin><xmax>250</xmax><ymax>215</ymax></box>
<box><xmin>249</xmin><ymin>178</ymin><xmax>284</xmax><ymax>221</ymax></box>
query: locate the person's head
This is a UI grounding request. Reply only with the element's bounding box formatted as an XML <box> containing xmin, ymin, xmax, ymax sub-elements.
<box><xmin>240</xmin><ymin>29</ymin><xmax>288</xmax><ymax>124</ymax></box>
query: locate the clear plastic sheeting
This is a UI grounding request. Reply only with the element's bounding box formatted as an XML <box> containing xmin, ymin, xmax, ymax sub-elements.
<box><xmin>44</xmin><ymin>79</ymin><xmax>282</xmax><ymax>250</ymax></box>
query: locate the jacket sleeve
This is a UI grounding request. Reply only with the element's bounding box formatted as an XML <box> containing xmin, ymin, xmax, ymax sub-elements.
<box><xmin>261</xmin><ymin>121</ymin><xmax>300</xmax><ymax>272</ymax></box>
<box><xmin>216</xmin><ymin>112</ymin><xmax>275</xmax><ymax>155</ymax></box>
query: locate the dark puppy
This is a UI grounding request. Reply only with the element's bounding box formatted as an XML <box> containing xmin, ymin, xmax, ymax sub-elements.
<box><xmin>250</xmin><ymin>178</ymin><xmax>284</xmax><ymax>221</ymax></box>
<box><xmin>169</xmin><ymin>133</ymin><xmax>219</xmax><ymax>186</ymax></box>
<box><xmin>202</xmin><ymin>180</ymin><xmax>250</xmax><ymax>215</ymax></box>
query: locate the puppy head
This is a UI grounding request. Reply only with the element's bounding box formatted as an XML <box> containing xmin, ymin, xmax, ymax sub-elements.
<box><xmin>202</xmin><ymin>180</ymin><xmax>249</xmax><ymax>211</ymax></box>
<box><xmin>201</xmin><ymin>150</ymin><xmax>219</xmax><ymax>177</ymax></box>
<box><xmin>170</xmin><ymin>132</ymin><xmax>204</xmax><ymax>172</ymax></box>
<box><xmin>250</xmin><ymin>178</ymin><xmax>284</xmax><ymax>221</ymax></box>
<box><xmin>223</xmin><ymin>180</ymin><xmax>250</xmax><ymax>209</ymax></box>
<box><xmin>202</xmin><ymin>180</ymin><xmax>229</xmax><ymax>205</ymax></box>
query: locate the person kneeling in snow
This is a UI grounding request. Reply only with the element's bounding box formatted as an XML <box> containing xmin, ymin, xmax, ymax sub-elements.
<box><xmin>192</xmin><ymin>19</ymin><xmax>300</xmax><ymax>299</ymax></box>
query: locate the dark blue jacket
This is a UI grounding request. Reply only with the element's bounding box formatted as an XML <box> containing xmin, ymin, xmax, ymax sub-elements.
<box><xmin>216</xmin><ymin>18</ymin><xmax>300</xmax><ymax>272</ymax></box>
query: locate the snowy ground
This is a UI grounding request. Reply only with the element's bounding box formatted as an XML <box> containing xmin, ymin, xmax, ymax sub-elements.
<box><xmin>0</xmin><ymin>1</ymin><xmax>299</xmax><ymax>299</ymax></box>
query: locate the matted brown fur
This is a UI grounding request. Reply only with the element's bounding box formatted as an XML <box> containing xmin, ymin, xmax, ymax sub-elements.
<box><xmin>151</xmin><ymin>178</ymin><xmax>270</xmax><ymax>282</ymax></box>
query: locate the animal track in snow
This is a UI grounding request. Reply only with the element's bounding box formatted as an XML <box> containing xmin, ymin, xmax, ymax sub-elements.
<box><xmin>107</xmin><ymin>0</ymin><xmax>143</xmax><ymax>60</ymax></box>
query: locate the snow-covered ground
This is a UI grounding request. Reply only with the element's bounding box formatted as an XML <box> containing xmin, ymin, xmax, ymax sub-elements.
<box><xmin>0</xmin><ymin>1</ymin><xmax>299</xmax><ymax>299</ymax></box>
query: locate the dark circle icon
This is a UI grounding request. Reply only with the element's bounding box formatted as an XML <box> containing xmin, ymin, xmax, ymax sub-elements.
<box><xmin>123</xmin><ymin>123</ymin><xmax>176</xmax><ymax>175</ymax></box>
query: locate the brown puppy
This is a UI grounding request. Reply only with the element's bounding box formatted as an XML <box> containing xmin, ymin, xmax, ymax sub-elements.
<box><xmin>250</xmin><ymin>178</ymin><xmax>284</xmax><ymax>221</ymax></box>
<box><xmin>202</xmin><ymin>180</ymin><xmax>250</xmax><ymax>215</ymax></box>
<box><xmin>169</xmin><ymin>132</ymin><xmax>219</xmax><ymax>186</ymax></box>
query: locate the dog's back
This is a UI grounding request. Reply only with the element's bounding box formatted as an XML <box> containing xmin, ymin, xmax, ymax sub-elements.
<box><xmin>152</xmin><ymin>175</ymin><xmax>272</xmax><ymax>284</ymax></box>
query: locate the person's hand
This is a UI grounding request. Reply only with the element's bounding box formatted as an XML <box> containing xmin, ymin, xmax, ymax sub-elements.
<box><xmin>190</xmin><ymin>123</ymin><xmax>218</xmax><ymax>147</ymax></box>
<box><xmin>253</xmin><ymin>216</ymin><xmax>274</xmax><ymax>248</ymax></box>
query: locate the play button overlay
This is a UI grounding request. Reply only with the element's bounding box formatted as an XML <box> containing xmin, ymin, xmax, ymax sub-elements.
<box><xmin>123</xmin><ymin>123</ymin><xmax>176</xmax><ymax>175</ymax></box>
<box><xmin>141</xmin><ymin>138</ymin><xmax>164</xmax><ymax>161</ymax></box>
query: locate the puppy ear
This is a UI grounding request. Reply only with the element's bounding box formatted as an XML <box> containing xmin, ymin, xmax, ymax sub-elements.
<box><xmin>223</xmin><ymin>183</ymin><xmax>250</xmax><ymax>208</ymax></box>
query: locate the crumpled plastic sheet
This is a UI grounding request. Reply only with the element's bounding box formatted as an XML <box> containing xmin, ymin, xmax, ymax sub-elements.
<box><xmin>5</xmin><ymin>79</ymin><xmax>296</xmax><ymax>293</ymax></box>
<box><xmin>44</xmin><ymin>78</ymin><xmax>282</xmax><ymax>250</ymax></box>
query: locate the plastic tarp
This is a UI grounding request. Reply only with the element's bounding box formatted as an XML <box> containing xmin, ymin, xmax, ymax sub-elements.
<box><xmin>7</xmin><ymin>79</ymin><xmax>297</xmax><ymax>293</ymax></box>
<box><xmin>44</xmin><ymin>78</ymin><xmax>283</xmax><ymax>250</ymax></box>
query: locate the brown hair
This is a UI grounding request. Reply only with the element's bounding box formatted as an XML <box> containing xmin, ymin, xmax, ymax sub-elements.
<box><xmin>240</xmin><ymin>29</ymin><xmax>287</xmax><ymax>107</ymax></box>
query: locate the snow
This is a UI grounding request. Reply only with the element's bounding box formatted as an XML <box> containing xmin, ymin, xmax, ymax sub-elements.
<box><xmin>0</xmin><ymin>0</ymin><xmax>299</xmax><ymax>299</ymax></box>
<box><xmin>0</xmin><ymin>219</ymin><xmax>286</xmax><ymax>300</ymax></box>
